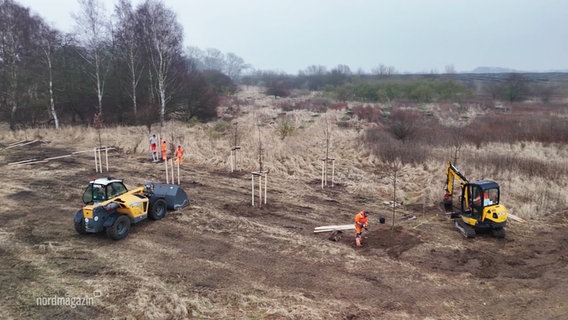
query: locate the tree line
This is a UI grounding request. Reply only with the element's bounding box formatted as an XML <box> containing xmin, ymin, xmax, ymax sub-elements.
<box><xmin>2</xmin><ymin>0</ymin><xmax>563</xmax><ymax>131</ymax></box>
<box><xmin>0</xmin><ymin>0</ymin><xmax>246</xmax><ymax>130</ymax></box>
<box><xmin>243</xmin><ymin>65</ymin><xmax>562</xmax><ymax>104</ymax></box>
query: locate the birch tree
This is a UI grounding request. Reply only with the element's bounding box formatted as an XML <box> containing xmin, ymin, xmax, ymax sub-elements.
<box><xmin>0</xmin><ymin>0</ymin><xmax>41</xmax><ymax>130</ymax></box>
<box><xmin>39</xmin><ymin>25</ymin><xmax>61</xmax><ymax>129</ymax></box>
<box><xmin>73</xmin><ymin>0</ymin><xmax>111</xmax><ymax>116</ymax></box>
<box><xmin>137</xmin><ymin>0</ymin><xmax>183</xmax><ymax>127</ymax></box>
<box><xmin>114</xmin><ymin>0</ymin><xmax>143</xmax><ymax>121</ymax></box>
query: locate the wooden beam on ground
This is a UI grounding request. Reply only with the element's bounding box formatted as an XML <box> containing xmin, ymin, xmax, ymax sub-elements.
<box><xmin>22</xmin><ymin>160</ymin><xmax>48</xmax><ymax>165</ymax></box>
<box><xmin>8</xmin><ymin>158</ymin><xmax>37</xmax><ymax>165</ymax></box>
<box><xmin>314</xmin><ymin>224</ymin><xmax>354</xmax><ymax>230</ymax></box>
<box><xmin>44</xmin><ymin>154</ymin><xmax>73</xmax><ymax>161</ymax></box>
<box><xmin>1</xmin><ymin>139</ymin><xmax>39</xmax><ymax>151</ymax></box>
<box><xmin>72</xmin><ymin>147</ymin><xmax>115</xmax><ymax>155</ymax></box>
<box><xmin>508</xmin><ymin>213</ymin><xmax>527</xmax><ymax>223</ymax></box>
<box><xmin>314</xmin><ymin>224</ymin><xmax>355</xmax><ymax>233</ymax></box>
<box><xmin>72</xmin><ymin>149</ymin><xmax>96</xmax><ymax>155</ymax></box>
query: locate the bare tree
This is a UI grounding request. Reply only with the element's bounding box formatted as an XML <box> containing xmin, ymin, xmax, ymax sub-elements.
<box><xmin>372</xmin><ymin>64</ymin><xmax>397</xmax><ymax>77</ymax></box>
<box><xmin>445</xmin><ymin>64</ymin><xmax>456</xmax><ymax>74</ymax></box>
<box><xmin>299</xmin><ymin>65</ymin><xmax>328</xmax><ymax>90</ymax></box>
<box><xmin>39</xmin><ymin>24</ymin><xmax>61</xmax><ymax>129</ymax></box>
<box><xmin>257</xmin><ymin>122</ymin><xmax>264</xmax><ymax>173</ymax></box>
<box><xmin>114</xmin><ymin>0</ymin><xmax>144</xmax><ymax>120</ymax></box>
<box><xmin>202</xmin><ymin>48</ymin><xmax>224</xmax><ymax>71</ymax></box>
<box><xmin>137</xmin><ymin>0</ymin><xmax>184</xmax><ymax>127</ymax></box>
<box><xmin>73</xmin><ymin>0</ymin><xmax>111</xmax><ymax>115</ymax></box>
<box><xmin>186</xmin><ymin>47</ymin><xmax>249</xmax><ymax>80</ymax></box>
<box><xmin>333</xmin><ymin>64</ymin><xmax>352</xmax><ymax>75</ymax></box>
<box><xmin>0</xmin><ymin>0</ymin><xmax>42</xmax><ymax>129</ymax></box>
<box><xmin>186</xmin><ymin>46</ymin><xmax>205</xmax><ymax>69</ymax></box>
<box><xmin>389</xmin><ymin>159</ymin><xmax>403</xmax><ymax>229</ymax></box>
<box><xmin>302</xmin><ymin>65</ymin><xmax>327</xmax><ymax>76</ymax></box>
<box><xmin>224</xmin><ymin>52</ymin><xmax>250</xmax><ymax>80</ymax></box>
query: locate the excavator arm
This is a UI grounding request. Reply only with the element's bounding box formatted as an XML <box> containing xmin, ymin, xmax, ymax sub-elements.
<box><xmin>443</xmin><ymin>161</ymin><xmax>469</xmax><ymax>211</ymax></box>
<box><xmin>445</xmin><ymin>161</ymin><xmax>468</xmax><ymax>195</ymax></box>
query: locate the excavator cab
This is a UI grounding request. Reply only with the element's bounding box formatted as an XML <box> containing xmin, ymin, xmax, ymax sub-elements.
<box><xmin>444</xmin><ymin>162</ymin><xmax>507</xmax><ymax>238</ymax></box>
<box><xmin>462</xmin><ymin>183</ymin><xmax>499</xmax><ymax>212</ymax></box>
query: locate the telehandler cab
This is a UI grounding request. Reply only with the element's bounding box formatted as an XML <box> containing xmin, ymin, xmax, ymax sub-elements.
<box><xmin>73</xmin><ymin>177</ymin><xmax>189</xmax><ymax>240</ymax></box>
<box><xmin>443</xmin><ymin>161</ymin><xmax>507</xmax><ymax>238</ymax></box>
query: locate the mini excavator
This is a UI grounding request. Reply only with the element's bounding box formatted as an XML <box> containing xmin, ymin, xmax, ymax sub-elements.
<box><xmin>443</xmin><ymin>161</ymin><xmax>507</xmax><ymax>238</ymax></box>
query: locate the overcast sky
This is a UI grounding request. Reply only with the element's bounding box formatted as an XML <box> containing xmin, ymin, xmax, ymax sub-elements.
<box><xmin>15</xmin><ymin>0</ymin><xmax>568</xmax><ymax>74</ymax></box>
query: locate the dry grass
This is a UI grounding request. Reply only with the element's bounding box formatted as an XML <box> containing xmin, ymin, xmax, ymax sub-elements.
<box><xmin>2</xmin><ymin>93</ymin><xmax>566</xmax><ymax>221</ymax></box>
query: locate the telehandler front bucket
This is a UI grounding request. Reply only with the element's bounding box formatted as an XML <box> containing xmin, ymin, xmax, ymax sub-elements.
<box><xmin>147</xmin><ymin>183</ymin><xmax>190</xmax><ymax>210</ymax></box>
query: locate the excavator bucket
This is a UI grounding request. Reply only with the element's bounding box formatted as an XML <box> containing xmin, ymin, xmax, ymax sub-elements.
<box><xmin>147</xmin><ymin>183</ymin><xmax>190</xmax><ymax>210</ymax></box>
<box><xmin>449</xmin><ymin>212</ymin><xmax>462</xmax><ymax>219</ymax></box>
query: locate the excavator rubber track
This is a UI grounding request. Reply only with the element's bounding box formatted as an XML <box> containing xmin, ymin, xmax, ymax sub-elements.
<box><xmin>491</xmin><ymin>227</ymin><xmax>506</xmax><ymax>239</ymax></box>
<box><xmin>454</xmin><ymin>219</ymin><xmax>476</xmax><ymax>238</ymax></box>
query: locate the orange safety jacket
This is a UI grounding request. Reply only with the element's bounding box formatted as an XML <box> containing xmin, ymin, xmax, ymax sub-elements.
<box><xmin>354</xmin><ymin>211</ymin><xmax>368</xmax><ymax>235</ymax></box>
<box><xmin>161</xmin><ymin>141</ymin><xmax>167</xmax><ymax>160</ymax></box>
<box><xmin>474</xmin><ymin>192</ymin><xmax>489</xmax><ymax>204</ymax></box>
<box><xmin>175</xmin><ymin>147</ymin><xmax>184</xmax><ymax>164</ymax></box>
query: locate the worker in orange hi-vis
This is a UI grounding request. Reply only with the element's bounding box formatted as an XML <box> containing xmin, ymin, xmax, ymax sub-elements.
<box><xmin>161</xmin><ymin>139</ymin><xmax>167</xmax><ymax>161</ymax></box>
<box><xmin>174</xmin><ymin>145</ymin><xmax>184</xmax><ymax>164</ymax></box>
<box><xmin>354</xmin><ymin>210</ymin><xmax>369</xmax><ymax>246</ymax></box>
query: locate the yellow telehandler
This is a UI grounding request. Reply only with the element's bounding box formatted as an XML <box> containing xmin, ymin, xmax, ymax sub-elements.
<box><xmin>73</xmin><ymin>177</ymin><xmax>189</xmax><ymax>240</ymax></box>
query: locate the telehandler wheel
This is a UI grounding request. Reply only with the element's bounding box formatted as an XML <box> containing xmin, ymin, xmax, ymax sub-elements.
<box><xmin>148</xmin><ymin>198</ymin><xmax>167</xmax><ymax>220</ymax></box>
<box><xmin>74</xmin><ymin>219</ymin><xmax>88</xmax><ymax>235</ymax></box>
<box><xmin>106</xmin><ymin>215</ymin><xmax>131</xmax><ymax>240</ymax></box>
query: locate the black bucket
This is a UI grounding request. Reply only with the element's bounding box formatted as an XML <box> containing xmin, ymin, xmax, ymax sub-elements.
<box><xmin>148</xmin><ymin>183</ymin><xmax>190</xmax><ymax>210</ymax></box>
<box><xmin>379</xmin><ymin>217</ymin><xmax>386</xmax><ymax>224</ymax></box>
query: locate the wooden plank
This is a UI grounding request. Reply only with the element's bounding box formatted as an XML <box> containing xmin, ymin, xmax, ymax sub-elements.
<box><xmin>45</xmin><ymin>154</ymin><xmax>73</xmax><ymax>161</ymax></box>
<box><xmin>22</xmin><ymin>160</ymin><xmax>48</xmax><ymax>165</ymax></box>
<box><xmin>72</xmin><ymin>149</ymin><xmax>96</xmax><ymax>155</ymax></box>
<box><xmin>314</xmin><ymin>227</ymin><xmax>354</xmax><ymax>232</ymax></box>
<box><xmin>8</xmin><ymin>158</ymin><xmax>37</xmax><ymax>165</ymax></box>
<box><xmin>314</xmin><ymin>225</ymin><xmax>355</xmax><ymax>233</ymax></box>
<box><xmin>314</xmin><ymin>226</ymin><xmax>354</xmax><ymax>232</ymax></box>
<box><xmin>314</xmin><ymin>224</ymin><xmax>353</xmax><ymax>230</ymax></box>
<box><xmin>508</xmin><ymin>213</ymin><xmax>527</xmax><ymax>223</ymax></box>
<box><xmin>2</xmin><ymin>139</ymin><xmax>39</xmax><ymax>150</ymax></box>
<box><xmin>315</xmin><ymin>229</ymin><xmax>350</xmax><ymax>233</ymax></box>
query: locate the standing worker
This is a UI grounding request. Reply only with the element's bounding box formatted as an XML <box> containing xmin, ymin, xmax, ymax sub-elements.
<box><xmin>161</xmin><ymin>139</ymin><xmax>167</xmax><ymax>161</ymax></box>
<box><xmin>174</xmin><ymin>145</ymin><xmax>184</xmax><ymax>164</ymax></box>
<box><xmin>149</xmin><ymin>134</ymin><xmax>158</xmax><ymax>161</ymax></box>
<box><xmin>354</xmin><ymin>210</ymin><xmax>369</xmax><ymax>246</ymax></box>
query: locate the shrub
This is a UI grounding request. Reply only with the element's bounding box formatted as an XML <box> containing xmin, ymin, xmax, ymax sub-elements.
<box><xmin>352</xmin><ymin>104</ymin><xmax>383</xmax><ymax>123</ymax></box>
<box><xmin>276</xmin><ymin>121</ymin><xmax>295</xmax><ymax>140</ymax></box>
<box><xmin>364</xmin><ymin>127</ymin><xmax>430</xmax><ymax>164</ymax></box>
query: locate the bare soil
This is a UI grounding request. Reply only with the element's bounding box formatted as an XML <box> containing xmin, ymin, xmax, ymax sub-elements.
<box><xmin>0</xmin><ymin>139</ymin><xmax>567</xmax><ymax>320</ymax></box>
